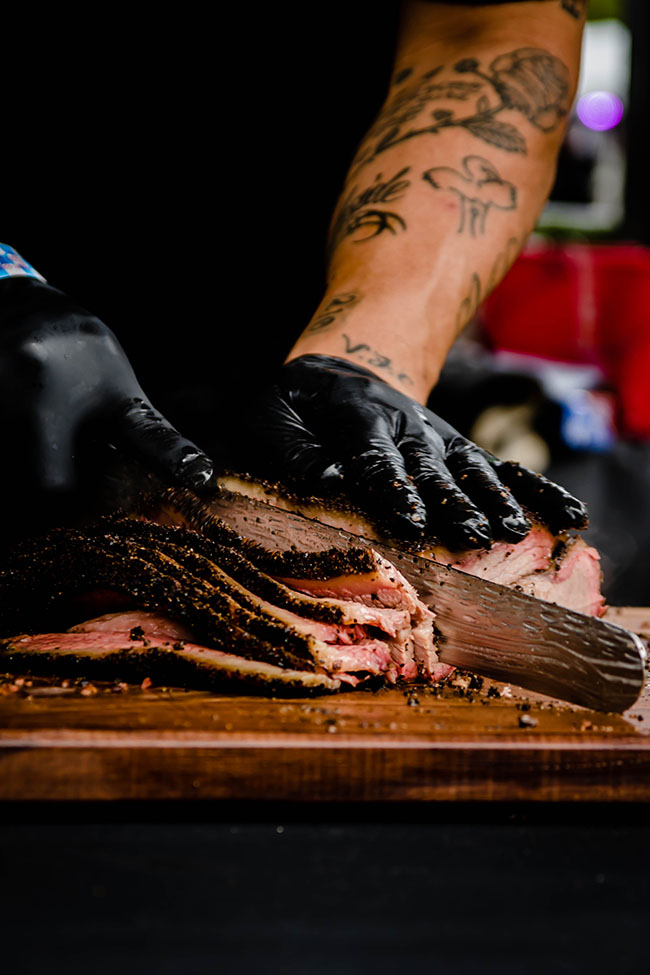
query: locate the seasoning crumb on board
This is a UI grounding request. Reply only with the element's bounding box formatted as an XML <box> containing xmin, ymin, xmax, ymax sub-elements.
<box><xmin>518</xmin><ymin>714</ymin><xmax>538</xmax><ymax>728</ymax></box>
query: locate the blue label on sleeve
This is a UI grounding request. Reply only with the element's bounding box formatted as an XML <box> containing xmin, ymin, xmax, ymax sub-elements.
<box><xmin>0</xmin><ymin>243</ymin><xmax>45</xmax><ymax>282</ymax></box>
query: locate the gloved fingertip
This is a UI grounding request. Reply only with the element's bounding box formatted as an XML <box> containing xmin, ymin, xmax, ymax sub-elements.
<box><xmin>188</xmin><ymin>470</ymin><xmax>222</xmax><ymax>498</ymax></box>
<box><xmin>565</xmin><ymin>501</ymin><xmax>589</xmax><ymax>528</ymax></box>
<box><xmin>441</xmin><ymin>510</ymin><xmax>492</xmax><ymax>549</ymax></box>
<box><xmin>173</xmin><ymin>449</ymin><xmax>214</xmax><ymax>491</ymax></box>
<box><xmin>387</xmin><ymin>507</ymin><xmax>428</xmax><ymax>539</ymax></box>
<box><xmin>499</xmin><ymin>512</ymin><xmax>533</xmax><ymax>541</ymax></box>
<box><xmin>315</xmin><ymin>462</ymin><xmax>345</xmax><ymax>487</ymax></box>
<box><xmin>399</xmin><ymin>489</ymin><xmax>429</xmax><ymax>526</ymax></box>
<box><xmin>546</xmin><ymin>500</ymin><xmax>589</xmax><ymax>533</ymax></box>
<box><xmin>469</xmin><ymin>508</ymin><xmax>494</xmax><ymax>540</ymax></box>
<box><xmin>372</xmin><ymin>483</ymin><xmax>428</xmax><ymax>538</ymax></box>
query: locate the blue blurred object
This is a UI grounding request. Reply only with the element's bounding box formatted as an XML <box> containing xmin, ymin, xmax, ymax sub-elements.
<box><xmin>556</xmin><ymin>389</ymin><xmax>616</xmax><ymax>451</ymax></box>
<box><xmin>489</xmin><ymin>350</ymin><xmax>617</xmax><ymax>452</ymax></box>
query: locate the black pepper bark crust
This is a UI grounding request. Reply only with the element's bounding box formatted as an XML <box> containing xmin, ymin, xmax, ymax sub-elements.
<box><xmin>144</xmin><ymin>488</ymin><xmax>378</xmax><ymax>578</ymax></box>
<box><xmin>0</xmin><ymin>493</ymin><xmax>424</xmax><ymax>694</ymax></box>
<box><xmin>0</xmin><ymin>643</ymin><xmax>340</xmax><ymax>696</ymax></box>
<box><xmin>97</xmin><ymin>517</ymin><xmax>350</xmax><ymax>624</ymax></box>
<box><xmin>0</xmin><ymin>527</ymin><xmax>318</xmax><ymax>671</ymax></box>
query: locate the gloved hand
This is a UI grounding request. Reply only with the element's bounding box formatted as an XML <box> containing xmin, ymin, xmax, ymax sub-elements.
<box><xmin>0</xmin><ymin>277</ymin><xmax>214</xmax><ymax>532</ymax></box>
<box><xmin>241</xmin><ymin>354</ymin><xmax>588</xmax><ymax>548</ymax></box>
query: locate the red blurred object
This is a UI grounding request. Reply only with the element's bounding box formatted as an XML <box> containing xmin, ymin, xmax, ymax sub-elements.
<box><xmin>480</xmin><ymin>243</ymin><xmax>650</xmax><ymax>439</ymax></box>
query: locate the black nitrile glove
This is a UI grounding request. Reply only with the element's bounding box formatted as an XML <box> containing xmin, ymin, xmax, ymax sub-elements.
<box><xmin>242</xmin><ymin>354</ymin><xmax>588</xmax><ymax>549</ymax></box>
<box><xmin>0</xmin><ymin>277</ymin><xmax>214</xmax><ymax>534</ymax></box>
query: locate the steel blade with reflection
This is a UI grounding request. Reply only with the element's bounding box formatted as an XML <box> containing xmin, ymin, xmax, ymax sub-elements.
<box><xmin>205</xmin><ymin>489</ymin><xmax>647</xmax><ymax>713</ymax></box>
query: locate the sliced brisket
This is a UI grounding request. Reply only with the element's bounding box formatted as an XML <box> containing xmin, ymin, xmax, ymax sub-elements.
<box><xmin>1</xmin><ymin>464</ymin><xmax>600</xmax><ymax>696</ymax></box>
<box><xmin>0</xmin><ymin>512</ymin><xmax>439</xmax><ymax>689</ymax></box>
<box><xmin>213</xmin><ymin>473</ymin><xmax>605</xmax><ymax>618</ymax></box>
<box><xmin>0</xmin><ymin>624</ymin><xmax>342</xmax><ymax>695</ymax></box>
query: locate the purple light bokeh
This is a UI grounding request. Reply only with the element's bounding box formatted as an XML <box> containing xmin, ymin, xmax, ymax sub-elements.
<box><xmin>576</xmin><ymin>91</ymin><xmax>624</xmax><ymax>131</ymax></box>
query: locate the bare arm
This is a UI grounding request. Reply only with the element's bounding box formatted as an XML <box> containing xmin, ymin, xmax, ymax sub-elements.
<box><xmin>287</xmin><ymin>0</ymin><xmax>586</xmax><ymax>403</ymax></box>
<box><xmin>237</xmin><ymin>1</ymin><xmax>589</xmax><ymax>543</ymax></box>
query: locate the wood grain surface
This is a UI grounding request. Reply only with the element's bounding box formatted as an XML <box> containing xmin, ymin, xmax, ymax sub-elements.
<box><xmin>1</xmin><ymin>607</ymin><xmax>649</xmax><ymax>803</ymax></box>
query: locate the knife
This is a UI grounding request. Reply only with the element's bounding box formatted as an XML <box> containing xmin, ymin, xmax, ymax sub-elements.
<box><xmin>203</xmin><ymin>488</ymin><xmax>647</xmax><ymax>713</ymax></box>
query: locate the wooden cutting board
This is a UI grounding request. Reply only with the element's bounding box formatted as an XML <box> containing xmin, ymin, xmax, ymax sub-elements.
<box><xmin>1</xmin><ymin>606</ymin><xmax>649</xmax><ymax>803</ymax></box>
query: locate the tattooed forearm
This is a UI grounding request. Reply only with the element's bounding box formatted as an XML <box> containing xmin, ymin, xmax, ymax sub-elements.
<box><xmin>560</xmin><ymin>0</ymin><xmax>586</xmax><ymax>19</ymax></box>
<box><xmin>307</xmin><ymin>292</ymin><xmax>362</xmax><ymax>334</ymax></box>
<box><xmin>341</xmin><ymin>334</ymin><xmax>414</xmax><ymax>387</ymax></box>
<box><xmin>455</xmin><ymin>236</ymin><xmax>521</xmax><ymax>333</ymax></box>
<box><xmin>423</xmin><ymin>155</ymin><xmax>516</xmax><ymax>235</ymax></box>
<box><xmin>456</xmin><ymin>274</ymin><xmax>482</xmax><ymax>334</ymax></box>
<box><xmin>328</xmin><ymin>167</ymin><xmax>410</xmax><ymax>256</ymax></box>
<box><xmin>352</xmin><ymin>48</ymin><xmax>570</xmax><ymax>173</ymax></box>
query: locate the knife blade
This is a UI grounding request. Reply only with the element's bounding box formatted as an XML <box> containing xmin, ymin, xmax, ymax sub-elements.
<box><xmin>205</xmin><ymin>488</ymin><xmax>646</xmax><ymax>713</ymax></box>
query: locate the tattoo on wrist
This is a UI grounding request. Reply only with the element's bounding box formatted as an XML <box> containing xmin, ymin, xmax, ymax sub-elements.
<box><xmin>307</xmin><ymin>292</ymin><xmax>362</xmax><ymax>334</ymax></box>
<box><xmin>423</xmin><ymin>155</ymin><xmax>516</xmax><ymax>236</ymax></box>
<box><xmin>354</xmin><ymin>48</ymin><xmax>571</xmax><ymax>173</ymax></box>
<box><xmin>341</xmin><ymin>334</ymin><xmax>413</xmax><ymax>387</ymax></box>
<box><xmin>560</xmin><ymin>0</ymin><xmax>586</xmax><ymax>19</ymax></box>
<box><xmin>455</xmin><ymin>235</ymin><xmax>521</xmax><ymax>332</ymax></box>
<box><xmin>328</xmin><ymin>167</ymin><xmax>410</xmax><ymax>257</ymax></box>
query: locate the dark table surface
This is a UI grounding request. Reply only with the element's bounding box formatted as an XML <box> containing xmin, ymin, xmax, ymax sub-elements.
<box><xmin>2</xmin><ymin>801</ymin><xmax>650</xmax><ymax>975</ymax></box>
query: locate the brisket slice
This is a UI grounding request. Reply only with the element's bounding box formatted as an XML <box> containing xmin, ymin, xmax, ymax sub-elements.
<box><xmin>106</xmin><ymin>517</ymin><xmax>414</xmax><ymax>634</ymax></box>
<box><xmin>0</xmin><ymin>629</ymin><xmax>342</xmax><ymax>695</ymax></box>
<box><xmin>68</xmin><ymin>611</ymin><xmax>196</xmax><ymax>641</ymax></box>
<box><xmin>0</xmin><ymin>529</ymin><xmax>317</xmax><ymax>672</ymax></box>
<box><xmin>213</xmin><ymin>473</ymin><xmax>605</xmax><ymax>617</ymax></box>
<box><xmin>437</xmin><ymin>526</ymin><xmax>604</xmax><ymax>617</ymax></box>
<box><xmin>0</xmin><ymin>514</ymin><xmax>439</xmax><ymax>687</ymax></box>
<box><xmin>128</xmin><ymin>517</ymin><xmax>438</xmax><ymax>681</ymax></box>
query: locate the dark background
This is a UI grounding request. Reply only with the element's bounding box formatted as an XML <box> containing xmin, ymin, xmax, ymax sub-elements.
<box><xmin>2</xmin><ymin>801</ymin><xmax>650</xmax><ymax>975</ymax></box>
<box><xmin>3</xmin><ymin>4</ymin><xmax>401</xmax><ymax>457</ymax></box>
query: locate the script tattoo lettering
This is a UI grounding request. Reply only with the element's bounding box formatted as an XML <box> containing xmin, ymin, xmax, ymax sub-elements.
<box><xmin>560</xmin><ymin>0</ymin><xmax>586</xmax><ymax>18</ymax></box>
<box><xmin>423</xmin><ymin>155</ymin><xmax>516</xmax><ymax>236</ymax></box>
<box><xmin>455</xmin><ymin>236</ymin><xmax>521</xmax><ymax>333</ymax></box>
<box><xmin>307</xmin><ymin>292</ymin><xmax>362</xmax><ymax>334</ymax></box>
<box><xmin>328</xmin><ymin>167</ymin><xmax>410</xmax><ymax>256</ymax></box>
<box><xmin>393</xmin><ymin>66</ymin><xmax>414</xmax><ymax>86</ymax></box>
<box><xmin>352</xmin><ymin>48</ymin><xmax>571</xmax><ymax>172</ymax></box>
<box><xmin>341</xmin><ymin>334</ymin><xmax>414</xmax><ymax>387</ymax></box>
